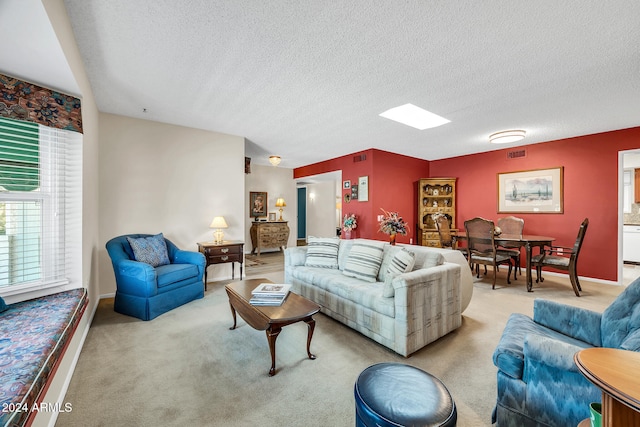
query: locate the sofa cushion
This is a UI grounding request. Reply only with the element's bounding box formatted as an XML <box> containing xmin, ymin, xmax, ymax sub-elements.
<box><xmin>378</xmin><ymin>245</ymin><xmax>400</xmax><ymax>282</ymax></box>
<box><xmin>343</xmin><ymin>240</ymin><xmax>385</xmax><ymax>282</ymax></box>
<box><xmin>305</xmin><ymin>237</ymin><xmax>340</xmax><ymax>269</ymax></box>
<box><xmin>156</xmin><ymin>263</ymin><xmax>199</xmax><ymax>288</ymax></box>
<box><xmin>412</xmin><ymin>250</ymin><xmax>445</xmax><ymax>270</ymax></box>
<box><xmin>0</xmin><ymin>296</ymin><xmax>7</xmax><ymax>313</ymax></box>
<box><xmin>382</xmin><ymin>249</ymin><xmax>416</xmax><ymax>298</ymax></box>
<box><xmin>126</xmin><ymin>233</ymin><xmax>170</xmax><ymax>267</ymax></box>
<box><xmin>338</xmin><ymin>239</ymin><xmax>355</xmax><ymax>271</ymax></box>
<box><xmin>291</xmin><ymin>267</ymin><xmax>394</xmax><ymax>317</ymax></box>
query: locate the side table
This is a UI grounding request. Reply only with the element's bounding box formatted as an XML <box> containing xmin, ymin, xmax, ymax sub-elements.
<box><xmin>575</xmin><ymin>347</ymin><xmax>640</xmax><ymax>427</ymax></box>
<box><xmin>197</xmin><ymin>241</ymin><xmax>244</xmax><ymax>290</ymax></box>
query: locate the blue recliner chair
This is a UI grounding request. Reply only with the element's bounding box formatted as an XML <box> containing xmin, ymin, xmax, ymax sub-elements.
<box><xmin>492</xmin><ymin>278</ymin><xmax>640</xmax><ymax>426</ymax></box>
<box><xmin>106</xmin><ymin>234</ymin><xmax>206</xmax><ymax>321</ymax></box>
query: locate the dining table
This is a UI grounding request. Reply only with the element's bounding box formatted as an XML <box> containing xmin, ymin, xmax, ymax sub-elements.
<box><xmin>492</xmin><ymin>234</ymin><xmax>556</xmax><ymax>292</ymax></box>
<box><xmin>457</xmin><ymin>232</ymin><xmax>555</xmax><ymax>292</ymax></box>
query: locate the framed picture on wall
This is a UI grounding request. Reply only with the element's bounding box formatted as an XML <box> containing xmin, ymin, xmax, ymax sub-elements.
<box><xmin>358</xmin><ymin>176</ymin><xmax>369</xmax><ymax>202</ymax></box>
<box><xmin>497</xmin><ymin>167</ymin><xmax>563</xmax><ymax>213</ymax></box>
<box><xmin>351</xmin><ymin>184</ymin><xmax>358</xmax><ymax>200</ymax></box>
<box><xmin>250</xmin><ymin>191</ymin><xmax>268</xmax><ymax>219</ymax></box>
<box><xmin>343</xmin><ymin>180</ymin><xmax>351</xmax><ymax>189</ymax></box>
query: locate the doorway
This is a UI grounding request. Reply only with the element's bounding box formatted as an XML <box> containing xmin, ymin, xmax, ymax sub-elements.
<box><xmin>621</xmin><ymin>150</ymin><xmax>640</xmax><ymax>285</ymax></box>
<box><xmin>297</xmin><ymin>187</ymin><xmax>306</xmax><ymax>244</ymax></box>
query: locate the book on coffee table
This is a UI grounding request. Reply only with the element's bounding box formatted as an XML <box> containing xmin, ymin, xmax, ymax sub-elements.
<box><xmin>251</xmin><ymin>283</ymin><xmax>291</xmax><ymax>297</ymax></box>
<box><xmin>249</xmin><ymin>293</ymin><xmax>288</xmax><ymax>306</ymax></box>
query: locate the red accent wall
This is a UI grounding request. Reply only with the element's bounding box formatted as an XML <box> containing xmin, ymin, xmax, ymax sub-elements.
<box><xmin>295</xmin><ymin>127</ymin><xmax>640</xmax><ymax>281</ymax></box>
<box><xmin>294</xmin><ymin>149</ymin><xmax>430</xmax><ymax>243</ymax></box>
<box><xmin>431</xmin><ymin>127</ymin><xmax>640</xmax><ymax>282</ymax></box>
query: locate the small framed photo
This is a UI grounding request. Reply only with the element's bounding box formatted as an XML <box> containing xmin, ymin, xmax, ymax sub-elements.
<box><xmin>269</xmin><ymin>212</ymin><xmax>276</xmax><ymax>221</ymax></box>
<box><xmin>343</xmin><ymin>180</ymin><xmax>351</xmax><ymax>189</ymax></box>
<box><xmin>351</xmin><ymin>184</ymin><xmax>358</xmax><ymax>200</ymax></box>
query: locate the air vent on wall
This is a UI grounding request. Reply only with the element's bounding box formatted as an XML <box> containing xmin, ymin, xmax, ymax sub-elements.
<box><xmin>506</xmin><ymin>149</ymin><xmax>527</xmax><ymax>159</ymax></box>
<box><xmin>353</xmin><ymin>154</ymin><xmax>367</xmax><ymax>162</ymax></box>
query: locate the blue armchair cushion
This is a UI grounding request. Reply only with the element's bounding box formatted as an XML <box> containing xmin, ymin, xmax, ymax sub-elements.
<box><xmin>156</xmin><ymin>263</ymin><xmax>199</xmax><ymax>288</ymax></box>
<box><xmin>126</xmin><ymin>233</ymin><xmax>170</xmax><ymax>267</ymax></box>
<box><xmin>493</xmin><ymin>312</ymin><xmax>594</xmax><ymax>380</ymax></box>
<box><xmin>0</xmin><ymin>296</ymin><xmax>7</xmax><ymax>313</ymax></box>
<box><xmin>601</xmin><ymin>281</ymin><xmax>640</xmax><ymax>348</ymax></box>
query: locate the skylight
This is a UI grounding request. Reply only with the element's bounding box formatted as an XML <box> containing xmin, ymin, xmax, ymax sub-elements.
<box><xmin>379</xmin><ymin>104</ymin><xmax>450</xmax><ymax>130</ymax></box>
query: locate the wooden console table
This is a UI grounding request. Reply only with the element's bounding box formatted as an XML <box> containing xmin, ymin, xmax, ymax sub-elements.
<box><xmin>575</xmin><ymin>347</ymin><xmax>640</xmax><ymax>426</ymax></box>
<box><xmin>250</xmin><ymin>221</ymin><xmax>289</xmax><ymax>256</ymax></box>
<box><xmin>197</xmin><ymin>241</ymin><xmax>244</xmax><ymax>290</ymax></box>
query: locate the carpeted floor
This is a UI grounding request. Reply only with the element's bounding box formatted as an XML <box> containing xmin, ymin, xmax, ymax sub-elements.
<box><xmin>56</xmin><ymin>263</ymin><xmax>624</xmax><ymax>427</ymax></box>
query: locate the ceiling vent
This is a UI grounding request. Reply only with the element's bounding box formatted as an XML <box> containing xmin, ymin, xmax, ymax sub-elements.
<box><xmin>506</xmin><ymin>149</ymin><xmax>527</xmax><ymax>159</ymax></box>
<box><xmin>353</xmin><ymin>154</ymin><xmax>367</xmax><ymax>162</ymax></box>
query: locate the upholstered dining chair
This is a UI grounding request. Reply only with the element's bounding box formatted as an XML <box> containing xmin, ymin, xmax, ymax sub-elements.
<box><xmin>496</xmin><ymin>216</ymin><xmax>524</xmax><ymax>280</ymax></box>
<box><xmin>464</xmin><ymin>217</ymin><xmax>512</xmax><ymax>289</ymax></box>
<box><xmin>532</xmin><ymin>218</ymin><xmax>589</xmax><ymax>296</ymax></box>
<box><xmin>435</xmin><ymin>214</ymin><xmax>468</xmax><ymax>260</ymax></box>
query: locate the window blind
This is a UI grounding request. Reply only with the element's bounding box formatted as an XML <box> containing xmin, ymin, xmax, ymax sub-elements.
<box><xmin>0</xmin><ymin>117</ymin><xmax>82</xmax><ymax>295</ymax></box>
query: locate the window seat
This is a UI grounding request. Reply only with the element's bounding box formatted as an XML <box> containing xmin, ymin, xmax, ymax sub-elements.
<box><xmin>0</xmin><ymin>288</ymin><xmax>88</xmax><ymax>427</ymax></box>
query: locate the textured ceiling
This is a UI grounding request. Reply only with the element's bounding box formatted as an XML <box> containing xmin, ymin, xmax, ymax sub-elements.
<box><xmin>63</xmin><ymin>0</ymin><xmax>640</xmax><ymax>168</ymax></box>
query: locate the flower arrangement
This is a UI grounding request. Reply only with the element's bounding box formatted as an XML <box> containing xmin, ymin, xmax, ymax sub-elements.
<box><xmin>378</xmin><ymin>209</ymin><xmax>409</xmax><ymax>235</ymax></box>
<box><xmin>343</xmin><ymin>213</ymin><xmax>357</xmax><ymax>232</ymax></box>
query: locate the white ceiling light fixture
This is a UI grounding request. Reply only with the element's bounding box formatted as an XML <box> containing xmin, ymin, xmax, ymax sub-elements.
<box><xmin>379</xmin><ymin>103</ymin><xmax>450</xmax><ymax>130</ymax></box>
<box><xmin>489</xmin><ymin>130</ymin><xmax>526</xmax><ymax>144</ymax></box>
<box><xmin>269</xmin><ymin>155</ymin><xmax>281</xmax><ymax>166</ymax></box>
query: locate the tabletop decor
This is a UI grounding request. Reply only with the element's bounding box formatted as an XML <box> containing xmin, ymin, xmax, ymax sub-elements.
<box><xmin>497</xmin><ymin>167</ymin><xmax>563</xmax><ymax>213</ymax></box>
<box><xmin>379</xmin><ymin>209</ymin><xmax>409</xmax><ymax>245</ymax></box>
<box><xmin>342</xmin><ymin>214</ymin><xmax>357</xmax><ymax>239</ymax></box>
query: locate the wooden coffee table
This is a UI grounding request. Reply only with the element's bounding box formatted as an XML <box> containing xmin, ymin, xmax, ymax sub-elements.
<box><xmin>225</xmin><ymin>278</ymin><xmax>320</xmax><ymax>376</ymax></box>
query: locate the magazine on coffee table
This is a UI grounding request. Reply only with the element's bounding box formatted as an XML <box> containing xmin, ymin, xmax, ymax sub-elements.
<box><xmin>249</xmin><ymin>293</ymin><xmax>287</xmax><ymax>306</ymax></box>
<box><xmin>251</xmin><ymin>283</ymin><xmax>291</xmax><ymax>297</ymax></box>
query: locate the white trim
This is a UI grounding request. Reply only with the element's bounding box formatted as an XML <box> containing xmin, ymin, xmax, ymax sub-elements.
<box><xmin>537</xmin><ymin>270</ymin><xmax>620</xmax><ymax>287</ymax></box>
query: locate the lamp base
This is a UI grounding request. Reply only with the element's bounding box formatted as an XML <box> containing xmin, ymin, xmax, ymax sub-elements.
<box><xmin>278</xmin><ymin>208</ymin><xmax>284</xmax><ymax>221</ymax></box>
<box><xmin>214</xmin><ymin>229</ymin><xmax>224</xmax><ymax>244</ymax></box>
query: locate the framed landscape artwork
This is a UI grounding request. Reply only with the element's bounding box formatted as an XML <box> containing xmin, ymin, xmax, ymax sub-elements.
<box><xmin>497</xmin><ymin>167</ymin><xmax>563</xmax><ymax>213</ymax></box>
<box><xmin>250</xmin><ymin>191</ymin><xmax>267</xmax><ymax>219</ymax></box>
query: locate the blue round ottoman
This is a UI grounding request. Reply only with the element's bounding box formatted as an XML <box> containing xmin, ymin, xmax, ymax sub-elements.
<box><xmin>354</xmin><ymin>363</ymin><xmax>457</xmax><ymax>427</ymax></box>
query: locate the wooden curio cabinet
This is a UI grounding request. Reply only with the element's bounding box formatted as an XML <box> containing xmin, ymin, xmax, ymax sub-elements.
<box><xmin>417</xmin><ymin>178</ymin><xmax>457</xmax><ymax>247</ymax></box>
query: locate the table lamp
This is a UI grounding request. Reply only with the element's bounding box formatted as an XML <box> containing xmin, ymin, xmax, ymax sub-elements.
<box><xmin>275</xmin><ymin>198</ymin><xmax>286</xmax><ymax>220</ymax></box>
<box><xmin>209</xmin><ymin>216</ymin><xmax>228</xmax><ymax>244</ymax></box>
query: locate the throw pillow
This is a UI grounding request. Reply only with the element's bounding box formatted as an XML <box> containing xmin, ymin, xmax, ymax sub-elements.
<box><xmin>0</xmin><ymin>296</ymin><xmax>8</xmax><ymax>313</ymax></box>
<box><xmin>305</xmin><ymin>237</ymin><xmax>340</xmax><ymax>269</ymax></box>
<box><xmin>126</xmin><ymin>233</ymin><xmax>170</xmax><ymax>267</ymax></box>
<box><xmin>343</xmin><ymin>240</ymin><xmax>385</xmax><ymax>283</ymax></box>
<box><xmin>383</xmin><ymin>249</ymin><xmax>416</xmax><ymax>297</ymax></box>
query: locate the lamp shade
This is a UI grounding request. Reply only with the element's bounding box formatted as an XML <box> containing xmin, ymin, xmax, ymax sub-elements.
<box><xmin>275</xmin><ymin>198</ymin><xmax>286</xmax><ymax>207</ymax></box>
<box><xmin>209</xmin><ymin>216</ymin><xmax>228</xmax><ymax>229</ymax></box>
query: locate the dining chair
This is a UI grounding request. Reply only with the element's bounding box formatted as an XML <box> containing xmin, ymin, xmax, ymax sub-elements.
<box><xmin>435</xmin><ymin>214</ymin><xmax>468</xmax><ymax>260</ymax></box>
<box><xmin>532</xmin><ymin>218</ymin><xmax>589</xmax><ymax>296</ymax></box>
<box><xmin>496</xmin><ymin>216</ymin><xmax>525</xmax><ymax>280</ymax></box>
<box><xmin>464</xmin><ymin>217</ymin><xmax>513</xmax><ymax>289</ymax></box>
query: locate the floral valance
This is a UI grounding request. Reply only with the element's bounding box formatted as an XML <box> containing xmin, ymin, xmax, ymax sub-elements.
<box><xmin>0</xmin><ymin>73</ymin><xmax>82</xmax><ymax>133</ymax></box>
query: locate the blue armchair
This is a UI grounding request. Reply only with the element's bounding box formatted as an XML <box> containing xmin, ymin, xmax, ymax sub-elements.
<box><xmin>106</xmin><ymin>234</ymin><xmax>206</xmax><ymax>321</ymax></box>
<box><xmin>492</xmin><ymin>278</ymin><xmax>640</xmax><ymax>426</ymax></box>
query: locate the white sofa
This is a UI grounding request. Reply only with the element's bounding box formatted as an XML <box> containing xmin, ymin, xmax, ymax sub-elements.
<box><xmin>284</xmin><ymin>238</ymin><xmax>473</xmax><ymax>357</ymax></box>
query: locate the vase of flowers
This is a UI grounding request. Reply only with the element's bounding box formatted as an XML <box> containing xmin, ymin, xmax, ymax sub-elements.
<box><xmin>379</xmin><ymin>209</ymin><xmax>409</xmax><ymax>245</ymax></box>
<box><xmin>342</xmin><ymin>213</ymin><xmax>357</xmax><ymax>239</ymax></box>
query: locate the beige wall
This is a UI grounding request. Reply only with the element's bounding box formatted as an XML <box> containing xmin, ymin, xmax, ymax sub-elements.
<box><xmin>245</xmin><ymin>164</ymin><xmax>297</xmax><ymax>251</ymax></box>
<box><xmin>35</xmin><ymin>1</ymin><xmax>101</xmax><ymax>426</ymax></box>
<box><xmin>303</xmin><ymin>181</ymin><xmax>340</xmax><ymax>239</ymax></box>
<box><xmin>98</xmin><ymin>113</ymin><xmax>245</xmax><ymax>295</ymax></box>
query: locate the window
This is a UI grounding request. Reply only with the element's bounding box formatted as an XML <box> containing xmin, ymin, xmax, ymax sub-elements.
<box><xmin>0</xmin><ymin>117</ymin><xmax>82</xmax><ymax>296</ymax></box>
